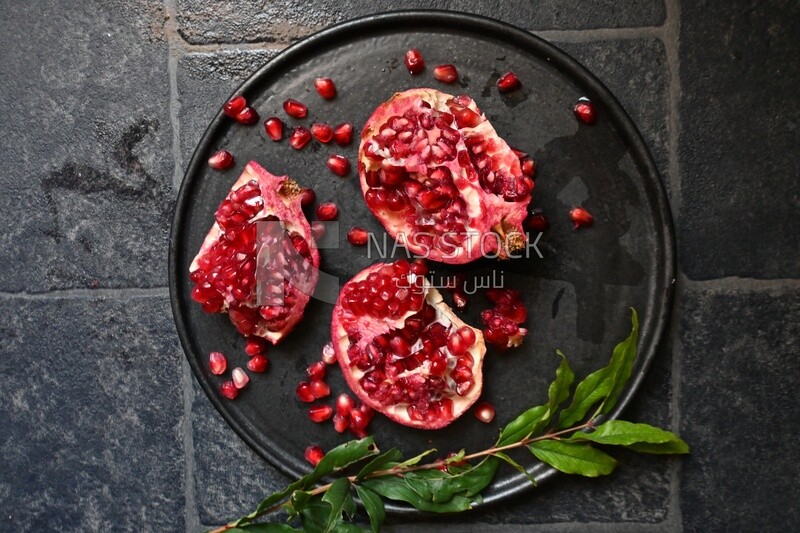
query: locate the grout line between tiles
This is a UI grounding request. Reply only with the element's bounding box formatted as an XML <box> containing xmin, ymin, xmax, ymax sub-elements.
<box><xmin>181</xmin><ymin>356</ymin><xmax>201</xmax><ymax>533</ymax></box>
<box><xmin>663</xmin><ymin>0</ymin><xmax>682</xmax><ymax>212</ymax></box>
<box><xmin>534</xmin><ymin>26</ymin><xmax>665</xmax><ymax>43</ymax></box>
<box><xmin>164</xmin><ymin>0</ymin><xmax>185</xmax><ymax>191</ymax></box>
<box><xmin>0</xmin><ymin>287</ymin><xmax>169</xmax><ymax>300</ymax></box>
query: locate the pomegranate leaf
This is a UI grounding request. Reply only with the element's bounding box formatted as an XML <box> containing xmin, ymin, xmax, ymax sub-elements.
<box><xmin>497</xmin><ymin>404</ymin><xmax>548</xmax><ymax>447</ymax></box>
<box><xmin>354</xmin><ymin>485</ymin><xmax>385</xmax><ymax>533</ymax></box>
<box><xmin>493</xmin><ymin>452</ymin><xmax>537</xmax><ymax>486</ymax></box>
<box><xmin>356</xmin><ymin>449</ymin><xmax>403</xmax><ymax>480</ymax></box>
<box><xmin>321</xmin><ymin>478</ymin><xmax>357</xmax><ymax>530</ymax></box>
<box><xmin>567</xmin><ymin>420</ymin><xmax>689</xmax><ymax>454</ymax></box>
<box><xmin>227</xmin><ymin>524</ymin><xmax>300</xmax><ymax>532</ymax></box>
<box><xmin>361</xmin><ymin>475</ymin><xmax>476</xmax><ymax>513</ymax></box>
<box><xmin>308</xmin><ymin>438</ymin><xmax>378</xmax><ymax>484</ymax></box>
<box><xmin>528</xmin><ymin>440</ymin><xmax>617</xmax><ymax>477</ymax></box>
<box><xmin>597</xmin><ymin>309</ymin><xmax>640</xmax><ymax>416</ymax></box>
<box><xmin>399</xmin><ymin>457</ymin><xmax>499</xmax><ymax>501</ymax></box>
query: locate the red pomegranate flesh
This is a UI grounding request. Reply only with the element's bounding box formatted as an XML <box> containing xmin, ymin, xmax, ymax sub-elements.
<box><xmin>190</xmin><ymin>161</ymin><xmax>320</xmax><ymax>344</ymax></box>
<box><xmin>331</xmin><ymin>260</ymin><xmax>486</xmax><ymax>429</ymax></box>
<box><xmin>358</xmin><ymin>88</ymin><xmax>532</xmax><ymax>263</ymax></box>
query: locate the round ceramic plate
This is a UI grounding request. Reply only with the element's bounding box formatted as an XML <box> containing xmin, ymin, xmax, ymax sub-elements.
<box><xmin>169</xmin><ymin>10</ymin><xmax>675</xmax><ymax>511</ymax></box>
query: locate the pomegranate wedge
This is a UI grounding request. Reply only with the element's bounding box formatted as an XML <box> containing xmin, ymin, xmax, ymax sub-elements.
<box><xmin>189</xmin><ymin>161</ymin><xmax>320</xmax><ymax>344</ymax></box>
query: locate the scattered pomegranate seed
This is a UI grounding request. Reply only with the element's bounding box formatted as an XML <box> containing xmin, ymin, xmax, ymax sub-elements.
<box><xmin>305</xmin><ymin>445</ymin><xmax>324</xmax><ymax>466</ymax></box>
<box><xmin>247</xmin><ymin>354</ymin><xmax>269</xmax><ymax>373</ymax></box>
<box><xmin>208</xmin><ymin>150</ymin><xmax>234</xmax><ymax>170</ymax></box>
<box><xmin>321</xmin><ymin>342</ymin><xmax>336</xmax><ymax>364</ymax></box>
<box><xmin>289</xmin><ymin>126</ymin><xmax>312</xmax><ymax>150</ymax></box>
<box><xmin>283</xmin><ymin>99</ymin><xmax>308</xmax><ymax>119</ymax></box>
<box><xmin>296</xmin><ymin>382</ymin><xmax>315</xmax><ymax>402</ymax></box>
<box><xmin>496</xmin><ymin>71</ymin><xmax>522</xmax><ymax>93</ymax></box>
<box><xmin>220</xmin><ymin>380</ymin><xmax>238</xmax><ymax>400</ymax></box>
<box><xmin>307</xmin><ymin>361</ymin><xmax>327</xmax><ymax>381</ymax></box>
<box><xmin>573</xmin><ymin>98</ymin><xmax>596</xmax><ymax>124</ymax></box>
<box><xmin>333</xmin><ymin>414</ymin><xmax>349</xmax><ymax>433</ymax></box>
<box><xmin>232</xmin><ymin>367</ymin><xmax>249</xmax><ymax>389</ymax></box>
<box><xmin>474</xmin><ymin>402</ymin><xmax>496</xmax><ymax>423</ymax></box>
<box><xmin>521</xmin><ymin>158</ymin><xmax>536</xmax><ymax>178</ymax></box>
<box><xmin>208</xmin><ymin>351</ymin><xmax>227</xmax><ymax>375</ymax></box>
<box><xmin>308</xmin><ymin>404</ymin><xmax>334</xmax><ymax>423</ymax></box>
<box><xmin>244</xmin><ymin>337</ymin><xmax>267</xmax><ymax>357</ymax></box>
<box><xmin>314</xmin><ymin>77</ymin><xmax>337</xmax><ymax>99</ymax></box>
<box><xmin>433</xmin><ymin>64</ymin><xmax>458</xmax><ymax>83</ymax></box>
<box><xmin>235</xmin><ymin>106</ymin><xmax>259</xmax><ymax>125</ymax></box>
<box><xmin>311</xmin><ymin>123</ymin><xmax>333</xmax><ymax>143</ymax></box>
<box><xmin>264</xmin><ymin>117</ymin><xmax>284</xmax><ymax>141</ymax></box>
<box><xmin>335</xmin><ymin>394</ymin><xmax>355</xmax><ymax>416</ymax></box>
<box><xmin>404</xmin><ymin>48</ymin><xmax>425</xmax><ymax>74</ymax></box>
<box><xmin>316</xmin><ymin>202</ymin><xmax>338</xmax><ymax>221</ymax></box>
<box><xmin>453</xmin><ymin>292</ymin><xmax>468</xmax><ymax>309</ymax></box>
<box><xmin>300</xmin><ymin>188</ymin><xmax>315</xmax><ymax>208</ymax></box>
<box><xmin>310</xmin><ymin>379</ymin><xmax>330</xmax><ymax>399</ymax></box>
<box><xmin>525</xmin><ymin>212</ymin><xmax>549</xmax><ymax>232</ymax></box>
<box><xmin>223</xmin><ymin>95</ymin><xmax>246</xmax><ymax>118</ymax></box>
<box><xmin>332</xmin><ymin>122</ymin><xmax>353</xmax><ymax>146</ymax></box>
<box><xmin>347</xmin><ymin>226</ymin><xmax>369</xmax><ymax>246</ymax></box>
<box><xmin>326</xmin><ymin>155</ymin><xmax>351</xmax><ymax>176</ymax></box>
<box><xmin>569</xmin><ymin>207</ymin><xmax>594</xmax><ymax>229</ymax></box>
<box><xmin>311</xmin><ymin>221</ymin><xmax>326</xmax><ymax>240</ymax></box>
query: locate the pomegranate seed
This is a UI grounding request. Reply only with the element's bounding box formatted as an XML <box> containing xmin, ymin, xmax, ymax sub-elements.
<box><xmin>409</xmin><ymin>259</ymin><xmax>428</xmax><ymax>276</ymax></box>
<box><xmin>453</xmin><ymin>292</ymin><xmax>468</xmax><ymax>309</ymax></box>
<box><xmin>497</xmin><ymin>71</ymin><xmax>522</xmax><ymax>93</ymax></box>
<box><xmin>307</xmin><ymin>361</ymin><xmax>327</xmax><ymax>381</ymax></box>
<box><xmin>232</xmin><ymin>367</ymin><xmax>249</xmax><ymax>389</ymax></box>
<box><xmin>223</xmin><ymin>95</ymin><xmax>246</xmax><ymax>118</ymax></box>
<box><xmin>264</xmin><ymin>117</ymin><xmax>284</xmax><ymax>141</ymax></box>
<box><xmin>310</xmin><ymin>379</ymin><xmax>330</xmax><ymax>399</ymax></box>
<box><xmin>404</xmin><ymin>48</ymin><xmax>425</xmax><ymax>74</ymax></box>
<box><xmin>433</xmin><ymin>64</ymin><xmax>458</xmax><ymax>83</ymax></box>
<box><xmin>235</xmin><ymin>106</ymin><xmax>259</xmax><ymax>125</ymax></box>
<box><xmin>296</xmin><ymin>190</ymin><xmax>314</xmax><ymax>210</ymax></box>
<box><xmin>296</xmin><ymin>381</ymin><xmax>315</xmax><ymax>402</ymax></box>
<box><xmin>208</xmin><ymin>150</ymin><xmax>234</xmax><ymax>170</ymax></box>
<box><xmin>452</xmin><ymin>106</ymin><xmax>481</xmax><ymax>128</ymax></box>
<box><xmin>447</xmin><ymin>331</ymin><xmax>468</xmax><ymax>355</ymax></box>
<box><xmin>304</xmin><ymin>445</ymin><xmax>324</xmax><ymax>466</ymax></box>
<box><xmin>347</xmin><ymin>226</ymin><xmax>369</xmax><ymax>246</ymax></box>
<box><xmin>333</xmin><ymin>414</ymin><xmax>349</xmax><ymax>433</ymax></box>
<box><xmin>289</xmin><ymin>126</ymin><xmax>312</xmax><ymax>150</ymax></box>
<box><xmin>311</xmin><ymin>123</ymin><xmax>333</xmax><ymax>143</ymax></box>
<box><xmin>321</xmin><ymin>342</ymin><xmax>336</xmax><ymax>364</ymax></box>
<box><xmin>311</xmin><ymin>221</ymin><xmax>326</xmax><ymax>240</ymax></box>
<box><xmin>332</xmin><ymin>122</ymin><xmax>353</xmax><ymax>146</ymax></box>
<box><xmin>573</xmin><ymin>98</ymin><xmax>596</xmax><ymax>124</ymax></box>
<box><xmin>474</xmin><ymin>402</ymin><xmax>496</xmax><ymax>423</ymax></box>
<box><xmin>283</xmin><ymin>99</ymin><xmax>308</xmax><ymax>119</ymax></box>
<box><xmin>314</xmin><ymin>77</ymin><xmax>337</xmax><ymax>99</ymax></box>
<box><xmin>326</xmin><ymin>155</ymin><xmax>350</xmax><ymax>176</ymax></box>
<box><xmin>247</xmin><ymin>354</ymin><xmax>269</xmax><ymax>373</ymax></box>
<box><xmin>244</xmin><ymin>337</ymin><xmax>267</xmax><ymax>356</ymax></box>
<box><xmin>458</xmin><ymin>326</ymin><xmax>476</xmax><ymax>345</ymax></box>
<box><xmin>220</xmin><ymin>380</ymin><xmax>238</xmax><ymax>400</ymax></box>
<box><xmin>525</xmin><ymin>212</ymin><xmax>549</xmax><ymax>232</ymax></box>
<box><xmin>335</xmin><ymin>394</ymin><xmax>355</xmax><ymax>416</ymax></box>
<box><xmin>308</xmin><ymin>404</ymin><xmax>334</xmax><ymax>423</ymax></box>
<box><xmin>316</xmin><ymin>202</ymin><xmax>338</xmax><ymax>221</ymax></box>
<box><xmin>208</xmin><ymin>351</ymin><xmax>227</xmax><ymax>375</ymax></box>
<box><xmin>521</xmin><ymin>158</ymin><xmax>536</xmax><ymax>178</ymax></box>
<box><xmin>511</xmin><ymin>147</ymin><xmax>528</xmax><ymax>159</ymax></box>
<box><xmin>569</xmin><ymin>207</ymin><xmax>594</xmax><ymax>229</ymax></box>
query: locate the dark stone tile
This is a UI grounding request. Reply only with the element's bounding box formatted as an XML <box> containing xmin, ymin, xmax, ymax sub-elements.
<box><xmin>0</xmin><ymin>295</ymin><xmax>185</xmax><ymax>531</ymax></box>
<box><xmin>176</xmin><ymin>1</ymin><xmax>666</xmax><ymax>45</ymax></box>
<box><xmin>679</xmin><ymin>286</ymin><xmax>800</xmax><ymax>531</ymax></box>
<box><xmin>0</xmin><ymin>0</ymin><xmax>173</xmax><ymax>292</ymax></box>
<box><xmin>558</xmin><ymin>39</ymin><xmax>670</xmax><ymax>194</ymax></box>
<box><xmin>678</xmin><ymin>0</ymin><xmax>800</xmax><ymax>279</ymax></box>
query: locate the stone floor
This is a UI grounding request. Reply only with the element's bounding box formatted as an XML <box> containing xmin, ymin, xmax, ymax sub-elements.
<box><xmin>1</xmin><ymin>0</ymin><xmax>798</xmax><ymax>531</ymax></box>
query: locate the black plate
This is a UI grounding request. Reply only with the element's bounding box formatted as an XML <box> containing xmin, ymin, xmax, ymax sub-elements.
<box><xmin>169</xmin><ymin>10</ymin><xmax>675</xmax><ymax>511</ymax></box>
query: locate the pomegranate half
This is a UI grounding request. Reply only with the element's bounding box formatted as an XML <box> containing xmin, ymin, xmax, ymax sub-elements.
<box><xmin>358</xmin><ymin>88</ymin><xmax>533</xmax><ymax>264</ymax></box>
<box><xmin>331</xmin><ymin>260</ymin><xmax>486</xmax><ymax>429</ymax></box>
<box><xmin>190</xmin><ymin>161</ymin><xmax>320</xmax><ymax>344</ymax></box>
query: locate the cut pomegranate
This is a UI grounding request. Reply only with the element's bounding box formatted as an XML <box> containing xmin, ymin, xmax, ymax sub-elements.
<box><xmin>307</xmin><ymin>361</ymin><xmax>327</xmax><ymax>381</ymax></box>
<box><xmin>208</xmin><ymin>150</ymin><xmax>234</xmax><ymax>170</ymax></box>
<box><xmin>264</xmin><ymin>117</ymin><xmax>284</xmax><ymax>141</ymax></box>
<box><xmin>283</xmin><ymin>99</ymin><xmax>308</xmax><ymax>119</ymax></box>
<box><xmin>289</xmin><ymin>127</ymin><xmax>312</xmax><ymax>150</ymax></box>
<box><xmin>244</xmin><ymin>337</ymin><xmax>267</xmax><ymax>356</ymax></box>
<box><xmin>235</xmin><ymin>107</ymin><xmax>259</xmax><ymax>126</ymax></box>
<box><xmin>247</xmin><ymin>354</ymin><xmax>269</xmax><ymax>373</ymax></box>
<box><xmin>209</xmin><ymin>351</ymin><xmax>227</xmax><ymax>375</ymax></box>
<box><xmin>525</xmin><ymin>212</ymin><xmax>549</xmax><ymax>232</ymax></box>
<box><xmin>321</xmin><ymin>342</ymin><xmax>336</xmax><ymax>364</ymax></box>
<box><xmin>189</xmin><ymin>162</ymin><xmax>320</xmax><ymax>345</ymax></box>
<box><xmin>433</xmin><ymin>64</ymin><xmax>458</xmax><ymax>84</ymax></box>
<box><xmin>347</xmin><ymin>226</ymin><xmax>369</xmax><ymax>246</ymax></box>
<box><xmin>296</xmin><ymin>382</ymin><xmax>315</xmax><ymax>402</ymax></box>
<box><xmin>223</xmin><ymin>95</ymin><xmax>247</xmax><ymax>118</ymax></box>
<box><xmin>308</xmin><ymin>404</ymin><xmax>334</xmax><ymax>423</ymax></box>
<box><xmin>332</xmin><ymin>122</ymin><xmax>353</xmax><ymax>146</ymax></box>
<box><xmin>220</xmin><ymin>380</ymin><xmax>238</xmax><ymax>400</ymax></box>
<box><xmin>311</xmin><ymin>123</ymin><xmax>333</xmax><ymax>143</ymax></box>
<box><xmin>404</xmin><ymin>48</ymin><xmax>425</xmax><ymax>74</ymax></box>
<box><xmin>326</xmin><ymin>155</ymin><xmax>351</xmax><ymax>177</ymax></box>
<box><xmin>314</xmin><ymin>77</ymin><xmax>337</xmax><ymax>99</ymax></box>
<box><xmin>232</xmin><ymin>367</ymin><xmax>249</xmax><ymax>389</ymax></box>
<box><xmin>481</xmin><ymin>288</ymin><xmax>528</xmax><ymax>349</ymax></box>
<box><xmin>316</xmin><ymin>202</ymin><xmax>338</xmax><ymax>221</ymax></box>
<box><xmin>573</xmin><ymin>98</ymin><xmax>596</xmax><ymax>124</ymax></box>
<box><xmin>331</xmin><ymin>260</ymin><xmax>487</xmax><ymax>429</ymax></box>
<box><xmin>496</xmin><ymin>72</ymin><xmax>521</xmax><ymax>93</ymax></box>
<box><xmin>569</xmin><ymin>207</ymin><xmax>594</xmax><ymax>228</ymax></box>
<box><xmin>474</xmin><ymin>401</ymin><xmax>495</xmax><ymax>423</ymax></box>
<box><xmin>310</xmin><ymin>379</ymin><xmax>330</xmax><ymax>399</ymax></box>
<box><xmin>304</xmin><ymin>445</ymin><xmax>324</xmax><ymax>466</ymax></box>
<box><xmin>358</xmin><ymin>88</ymin><xmax>532</xmax><ymax>263</ymax></box>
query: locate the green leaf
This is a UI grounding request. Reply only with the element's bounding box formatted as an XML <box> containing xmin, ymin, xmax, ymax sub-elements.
<box><xmin>393</xmin><ymin>448</ymin><xmax>437</xmax><ymax>469</ymax></box>
<box><xmin>286</xmin><ymin>490</ymin><xmax>312</xmax><ymax>519</ymax></box>
<box><xmin>627</xmin><ymin>440</ymin><xmax>690</xmax><ymax>455</ymax></box>
<box><xmin>227</xmin><ymin>524</ymin><xmax>301</xmax><ymax>532</ymax></box>
<box><xmin>299</xmin><ymin>498</ymin><xmax>330</xmax><ymax>533</ymax></box>
<box><xmin>362</xmin><ymin>475</ymin><xmax>476</xmax><ymax>513</ymax></box>
<box><xmin>529</xmin><ymin>440</ymin><xmax>617</xmax><ymax>477</ymax></box>
<box><xmin>558</xmin><ymin>309</ymin><xmax>639</xmax><ymax>428</ymax></box>
<box><xmin>321</xmin><ymin>478</ymin><xmax>352</xmax><ymax>532</ymax></box>
<box><xmin>354</xmin><ymin>485</ymin><xmax>385</xmax><ymax>533</ymax></box>
<box><xmin>400</xmin><ymin>457</ymin><xmax>500</xmax><ymax>501</ymax></box>
<box><xmin>356</xmin><ymin>448</ymin><xmax>403</xmax><ymax>480</ymax></box>
<box><xmin>309</xmin><ymin>438</ymin><xmax>379</xmax><ymax>484</ymax></box>
<box><xmin>533</xmin><ymin>352</ymin><xmax>575</xmax><ymax>434</ymax></box>
<box><xmin>497</xmin><ymin>405</ymin><xmax>548</xmax><ymax>446</ymax></box>
<box><xmin>494</xmin><ymin>452</ymin><xmax>537</xmax><ymax>486</ymax></box>
<box><xmin>569</xmin><ymin>420</ymin><xmax>689</xmax><ymax>454</ymax></box>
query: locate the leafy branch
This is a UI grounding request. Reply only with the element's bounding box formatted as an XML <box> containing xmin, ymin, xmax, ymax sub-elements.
<box><xmin>210</xmin><ymin>308</ymin><xmax>688</xmax><ymax>533</ymax></box>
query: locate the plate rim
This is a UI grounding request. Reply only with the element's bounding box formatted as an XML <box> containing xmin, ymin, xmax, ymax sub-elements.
<box><xmin>168</xmin><ymin>8</ymin><xmax>677</xmax><ymax>512</ymax></box>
